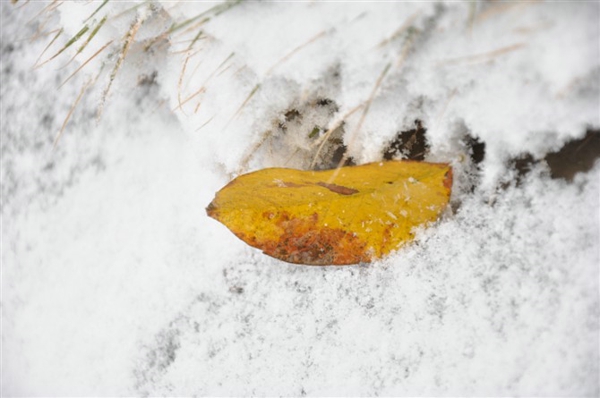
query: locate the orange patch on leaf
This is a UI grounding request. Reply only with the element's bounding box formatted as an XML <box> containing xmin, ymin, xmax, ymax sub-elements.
<box><xmin>258</xmin><ymin>212</ymin><xmax>369</xmax><ymax>265</ymax></box>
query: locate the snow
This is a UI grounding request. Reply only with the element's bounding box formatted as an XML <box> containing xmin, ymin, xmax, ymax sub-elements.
<box><xmin>2</xmin><ymin>1</ymin><xmax>599</xmax><ymax>396</ymax></box>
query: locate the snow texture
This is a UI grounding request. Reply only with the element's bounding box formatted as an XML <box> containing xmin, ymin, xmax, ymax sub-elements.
<box><xmin>2</xmin><ymin>1</ymin><xmax>599</xmax><ymax>396</ymax></box>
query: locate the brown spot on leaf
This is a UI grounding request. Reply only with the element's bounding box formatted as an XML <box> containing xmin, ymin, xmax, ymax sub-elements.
<box><xmin>260</xmin><ymin>212</ymin><xmax>369</xmax><ymax>265</ymax></box>
<box><xmin>316</xmin><ymin>182</ymin><xmax>359</xmax><ymax>195</ymax></box>
<box><xmin>262</xmin><ymin>211</ymin><xmax>275</xmax><ymax>220</ymax></box>
<box><xmin>382</xmin><ymin>224</ymin><xmax>394</xmax><ymax>246</ymax></box>
<box><xmin>443</xmin><ymin>168</ymin><xmax>453</xmax><ymax>192</ymax></box>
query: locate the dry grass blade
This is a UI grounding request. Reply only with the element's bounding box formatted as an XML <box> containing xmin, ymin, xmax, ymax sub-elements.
<box><xmin>213</xmin><ymin>0</ymin><xmax>242</xmax><ymax>17</ymax></box>
<box><xmin>214</xmin><ymin>52</ymin><xmax>235</xmax><ymax>73</ymax></box>
<box><xmin>309</xmin><ymin>104</ymin><xmax>363</xmax><ymax>169</ymax></box>
<box><xmin>33</xmin><ymin>28</ymin><xmax>62</xmax><ymax>68</ymax></box>
<box><xmin>110</xmin><ymin>1</ymin><xmax>146</xmax><ymax>21</ymax></box>
<box><xmin>437</xmin><ymin>43</ymin><xmax>525</xmax><ymax>66</ymax></box>
<box><xmin>27</xmin><ymin>1</ymin><xmax>63</xmax><ymax>42</ymax></box>
<box><xmin>59</xmin><ymin>39</ymin><xmax>113</xmax><ymax>88</ymax></box>
<box><xmin>97</xmin><ymin>16</ymin><xmax>143</xmax><ymax>118</ymax></box>
<box><xmin>172</xmin><ymin>16</ymin><xmax>208</xmax><ymax>40</ymax></box>
<box><xmin>36</xmin><ymin>25</ymin><xmax>90</xmax><ymax>68</ymax></box>
<box><xmin>157</xmin><ymin>17</ymin><xmax>208</xmax><ymax>54</ymax></box>
<box><xmin>53</xmin><ymin>78</ymin><xmax>94</xmax><ymax>148</ymax></box>
<box><xmin>475</xmin><ymin>0</ymin><xmax>538</xmax><ymax>24</ymax></box>
<box><xmin>29</xmin><ymin>24</ymin><xmax>61</xmax><ymax>42</ymax></box>
<box><xmin>186</xmin><ymin>49</ymin><xmax>208</xmax><ymax>80</ymax></box>
<box><xmin>266</xmin><ymin>30</ymin><xmax>326</xmax><ymax>75</ymax></box>
<box><xmin>173</xmin><ymin>52</ymin><xmax>235</xmax><ymax>112</ymax></box>
<box><xmin>237</xmin><ymin>129</ymin><xmax>273</xmax><ymax>176</ymax></box>
<box><xmin>377</xmin><ymin>9</ymin><xmax>421</xmax><ymax>48</ymax></box>
<box><xmin>191</xmin><ymin>52</ymin><xmax>235</xmax><ymax>99</ymax></box>
<box><xmin>168</xmin><ymin>14</ymin><xmax>207</xmax><ymax>35</ymax></box>
<box><xmin>60</xmin><ymin>16</ymin><xmax>108</xmax><ymax>69</ymax></box>
<box><xmin>173</xmin><ymin>86</ymin><xmax>206</xmax><ymax>112</ymax></box>
<box><xmin>27</xmin><ymin>0</ymin><xmax>60</xmax><ymax>26</ymax></box>
<box><xmin>232</xmin><ymin>65</ymin><xmax>248</xmax><ymax>78</ymax></box>
<box><xmin>186</xmin><ymin>27</ymin><xmax>205</xmax><ymax>52</ymax></box>
<box><xmin>351</xmin><ymin>62</ymin><xmax>390</xmax><ymax>129</ymax></box>
<box><xmin>195</xmin><ymin>115</ymin><xmax>215</xmax><ymax>131</ymax></box>
<box><xmin>168</xmin><ymin>0</ymin><xmax>241</xmax><ymax>35</ymax></box>
<box><xmin>328</xmin><ymin>62</ymin><xmax>391</xmax><ymax>182</ymax></box>
<box><xmin>467</xmin><ymin>0</ymin><xmax>477</xmax><ymax>32</ymax></box>
<box><xmin>224</xmin><ymin>84</ymin><xmax>260</xmax><ymax>129</ymax></box>
<box><xmin>395</xmin><ymin>28</ymin><xmax>417</xmax><ymax>68</ymax></box>
<box><xmin>177</xmin><ymin>54</ymin><xmax>191</xmax><ymax>114</ymax></box>
<box><xmin>216</xmin><ymin>63</ymin><xmax>233</xmax><ymax>78</ymax></box>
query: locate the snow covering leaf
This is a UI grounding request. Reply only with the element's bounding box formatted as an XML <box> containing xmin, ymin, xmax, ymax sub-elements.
<box><xmin>206</xmin><ymin>161</ymin><xmax>452</xmax><ymax>265</ymax></box>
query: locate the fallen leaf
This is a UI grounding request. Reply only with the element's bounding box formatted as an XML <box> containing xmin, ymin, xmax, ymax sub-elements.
<box><xmin>206</xmin><ymin>161</ymin><xmax>452</xmax><ymax>265</ymax></box>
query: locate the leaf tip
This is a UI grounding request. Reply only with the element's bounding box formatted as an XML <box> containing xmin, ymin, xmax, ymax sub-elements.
<box><xmin>206</xmin><ymin>200</ymin><xmax>217</xmax><ymax>218</ymax></box>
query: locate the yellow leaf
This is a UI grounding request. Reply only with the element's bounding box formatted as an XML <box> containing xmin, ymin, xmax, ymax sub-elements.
<box><xmin>206</xmin><ymin>161</ymin><xmax>452</xmax><ymax>265</ymax></box>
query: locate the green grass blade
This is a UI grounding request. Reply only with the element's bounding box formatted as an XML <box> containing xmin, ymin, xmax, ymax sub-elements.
<box><xmin>84</xmin><ymin>0</ymin><xmax>109</xmax><ymax>23</ymax></box>
<box><xmin>40</xmin><ymin>25</ymin><xmax>90</xmax><ymax>66</ymax></box>
<box><xmin>77</xmin><ymin>16</ymin><xmax>107</xmax><ymax>54</ymax></box>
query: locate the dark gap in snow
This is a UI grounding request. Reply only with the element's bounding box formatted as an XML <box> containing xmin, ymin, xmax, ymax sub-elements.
<box><xmin>466</xmin><ymin>135</ymin><xmax>486</xmax><ymax>165</ymax></box>
<box><xmin>328</xmin><ymin>141</ymin><xmax>355</xmax><ymax>170</ymax></box>
<box><xmin>284</xmin><ymin>109</ymin><xmax>301</xmax><ymax>124</ymax></box>
<box><xmin>512</xmin><ymin>153</ymin><xmax>537</xmax><ymax>179</ymax></box>
<box><xmin>502</xmin><ymin>153</ymin><xmax>539</xmax><ymax>190</ymax></box>
<box><xmin>545</xmin><ymin>129</ymin><xmax>600</xmax><ymax>181</ymax></box>
<box><xmin>138</xmin><ymin>70</ymin><xmax>158</xmax><ymax>87</ymax></box>
<box><xmin>266</xmin><ymin>96</ymin><xmax>352</xmax><ymax>170</ymax></box>
<box><xmin>507</xmin><ymin>129</ymin><xmax>600</xmax><ymax>184</ymax></box>
<box><xmin>382</xmin><ymin>120</ymin><xmax>429</xmax><ymax>161</ymax></box>
<box><xmin>315</xmin><ymin>98</ymin><xmax>337</xmax><ymax>109</ymax></box>
<box><xmin>229</xmin><ymin>285</ymin><xmax>244</xmax><ymax>294</ymax></box>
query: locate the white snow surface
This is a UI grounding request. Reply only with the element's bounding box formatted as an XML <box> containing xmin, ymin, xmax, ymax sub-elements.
<box><xmin>2</xmin><ymin>1</ymin><xmax>599</xmax><ymax>396</ymax></box>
